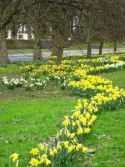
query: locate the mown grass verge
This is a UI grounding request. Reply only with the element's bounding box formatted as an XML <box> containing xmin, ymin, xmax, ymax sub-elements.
<box><xmin>77</xmin><ymin>108</ymin><xmax>125</xmax><ymax>167</ymax></box>
<box><xmin>101</xmin><ymin>69</ymin><xmax>125</xmax><ymax>88</ymax></box>
<box><xmin>0</xmin><ymin>98</ymin><xmax>77</xmax><ymax>167</ymax></box>
<box><xmin>0</xmin><ymin>52</ymin><xmax>125</xmax><ymax>167</ymax></box>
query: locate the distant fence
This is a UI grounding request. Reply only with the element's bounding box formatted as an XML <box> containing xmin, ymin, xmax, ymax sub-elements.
<box><xmin>6</xmin><ymin>39</ymin><xmax>52</xmax><ymax>50</ymax></box>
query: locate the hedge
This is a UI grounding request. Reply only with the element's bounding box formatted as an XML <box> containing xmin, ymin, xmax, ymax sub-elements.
<box><xmin>6</xmin><ymin>39</ymin><xmax>52</xmax><ymax>50</ymax></box>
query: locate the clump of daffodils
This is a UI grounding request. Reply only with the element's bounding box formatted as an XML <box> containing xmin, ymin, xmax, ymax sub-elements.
<box><xmin>2</xmin><ymin>76</ymin><xmax>26</xmax><ymax>89</ymax></box>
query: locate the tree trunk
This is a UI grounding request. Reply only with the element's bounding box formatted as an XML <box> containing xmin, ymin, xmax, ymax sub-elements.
<box><xmin>51</xmin><ymin>41</ymin><xmax>58</xmax><ymax>56</ymax></box>
<box><xmin>99</xmin><ymin>41</ymin><xmax>104</xmax><ymax>55</ymax></box>
<box><xmin>87</xmin><ymin>37</ymin><xmax>92</xmax><ymax>59</ymax></box>
<box><xmin>86</xmin><ymin>27</ymin><xmax>92</xmax><ymax>59</ymax></box>
<box><xmin>0</xmin><ymin>28</ymin><xmax>10</xmax><ymax>64</ymax></box>
<box><xmin>51</xmin><ymin>29</ymin><xmax>58</xmax><ymax>56</ymax></box>
<box><xmin>51</xmin><ymin>28</ymin><xmax>65</xmax><ymax>64</ymax></box>
<box><xmin>56</xmin><ymin>46</ymin><xmax>63</xmax><ymax>65</ymax></box>
<box><xmin>114</xmin><ymin>42</ymin><xmax>117</xmax><ymax>52</ymax></box>
<box><xmin>33</xmin><ymin>36</ymin><xmax>43</xmax><ymax>60</ymax></box>
<box><xmin>56</xmin><ymin>37</ymin><xmax>64</xmax><ymax>65</ymax></box>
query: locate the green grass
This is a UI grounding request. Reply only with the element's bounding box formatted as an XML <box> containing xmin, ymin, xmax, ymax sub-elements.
<box><xmin>0</xmin><ymin>64</ymin><xmax>78</xmax><ymax>166</ymax></box>
<box><xmin>0</xmin><ymin>64</ymin><xmax>21</xmax><ymax>77</ymax></box>
<box><xmin>65</xmin><ymin>44</ymin><xmax>87</xmax><ymax>51</ymax></box>
<box><xmin>100</xmin><ymin>69</ymin><xmax>125</xmax><ymax>88</ymax></box>
<box><xmin>0</xmin><ymin>98</ymin><xmax>77</xmax><ymax>167</ymax></box>
<box><xmin>80</xmin><ymin>108</ymin><xmax>125</xmax><ymax>167</ymax></box>
<box><xmin>103</xmin><ymin>42</ymin><xmax>124</xmax><ymax>49</ymax></box>
<box><xmin>0</xmin><ymin>59</ymin><xmax>125</xmax><ymax>166</ymax></box>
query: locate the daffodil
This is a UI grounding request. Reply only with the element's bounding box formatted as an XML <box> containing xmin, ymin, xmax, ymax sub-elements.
<box><xmin>57</xmin><ymin>143</ymin><xmax>62</xmax><ymax>150</ymax></box>
<box><xmin>45</xmin><ymin>158</ymin><xmax>51</xmax><ymax>165</ymax></box>
<box><xmin>85</xmin><ymin>112</ymin><xmax>91</xmax><ymax>119</ymax></box>
<box><xmin>62</xmin><ymin>120</ymin><xmax>69</xmax><ymax>126</ymax></box>
<box><xmin>29</xmin><ymin>158</ymin><xmax>39</xmax><ymax>167</ymax></box>
<box><xmin>73</xmin><ymin>111</ymin><xmax>80</xmax><ymax>118</ymax></box>
<box><xmin>64</xmin><ymin>141</ymin><xmax>69</xmax><ymax>147</ymax></box>
<box><xmin>84</xmin><ymin>127</ymin><xmax>91</xmax><ymax>133</ymax></box>
<box><xmin>68</xmin><ymin>145</ymin><xmax>75</xmax><ymax>152</ymax></box>
<box><xmin>30</xmin><ymin>148</ymin><xmax>39</xmax><ymax>155</ymax></box>
<box><xmin>77</xmin><ymin>127</ymin><xmax>83</xmax><ymax>135</ymax></box>
<box><xmin>50</xmin><ymin>149</ymin><xmax>54</xmax><ymax>156</ymax></box>
<box><xmin>82</xmin><ymin>147</ymin><xmax>88</xmax><ymax>153</ymax></box>
<box><xmin>70</xmin><ymin>133</ymin><xmax>75</xmax><ymax>138</ymax></box>
<box><xmin>53</xmin><ymin>148</ymin><xmax>57</xmax><ymax>154</ymax></box>
<box><xmin>38</xmin><ymin>143</ymin><xmax>45</xmax><ymax>150</ymax></box>
<box><xmin>10</xmin><ymin>153</ymin><xmax>19</xmax><ymax>162</ymax></box>
<box><xmin>76</xmin><ymin>144</ymin><xmax>82</xmax><ymax>151</ymax></box>
<box><xmin>39</xmin><ymin>158</ymin><xmax>45</xmax><ymax>164</ymax></box>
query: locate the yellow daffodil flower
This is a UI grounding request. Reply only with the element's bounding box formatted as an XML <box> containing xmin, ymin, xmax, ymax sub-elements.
<box><xmin>45</xmin><ymin>159</ymin><xmax>51</xmax><ymax>165</ymax></box>
<box><xmin>10</xmin><ymin>153</ymin><xmax>19</xmax><ymax>162</ymax></box>
<box><xmin>30</xmin><ymin>148</ymin><xmax>39</xmax><ymax>155</ymax></box>
<box><xmin>29</xmin><ymin>158</ymin><xmax>39</xmax><ymax>167</ymax></box>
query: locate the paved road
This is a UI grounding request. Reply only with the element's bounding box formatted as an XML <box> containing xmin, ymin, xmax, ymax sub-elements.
<box><xmin>8</xmin><ymin>48</ymin><xmax>125</xmax><ymax>62</ymax></box>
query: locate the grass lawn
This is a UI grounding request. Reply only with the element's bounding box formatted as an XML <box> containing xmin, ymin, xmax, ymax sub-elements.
<box><xmin>77</xmin><ymin>108</ymin><xmax>125</xmax><ymax>167</ymax></box>
<box><xmin>101</xmin><ymin>69</ymin><xmax>125</xmax><ymax>89</ymax></box>
<box><xmin>66</xmin><ymin>42</ymin><xmax>125</xmax><ymax>51</ymax></box>
<box><xmin>0</xmin><ymin>58</ymin><xmax>125</xmax><ymax>166</ymax></box>
<box><xmin>0</xmin><ymin>98</ymin><xmax>77</xmax><ymax>167</ymax></box>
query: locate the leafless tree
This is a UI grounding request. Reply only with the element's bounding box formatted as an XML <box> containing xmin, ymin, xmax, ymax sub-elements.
<box><xmin>0</xmin><ymin>0</ymin><xmax>21</xmax><ymax>64</ymax></box>
<box><xmin>1</xmin><ymin>0</ymin><xmax>125</xmax><ymax>64</ymax></box>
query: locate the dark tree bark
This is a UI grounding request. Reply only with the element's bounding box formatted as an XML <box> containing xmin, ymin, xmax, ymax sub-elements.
<box><xmin>99</xmin><ymin>41</ymin><xmax>104</xmax><ymax>55</ymax></box>
<box><xmin>0</xmin><ymin>28</ymin><xmax>10</xmax><ymax>64</ymax></box>
<box><xmin>114</xmin><ymin>41</ymin><xmax>117</xmax><ymax>52</ymax></box>
<box><xmin>51</xmin><ymin>29</ymin><xmax>58</xmax><ymax>56</ymax></box>
<box><xmin>87</xmin><ymin>37</ymin><xmax>92</xmax><ymax>59</ymax></box>
<box><xmin>86</xmin><ymin>27</ymin><xmax>92</xmax><ymax>59</ymax></box>
<box><xmin>51</xmin><ymin>43</ymin><xmax>58</xmax><ymax>56</ymax></box>
<box><xmin>0</xmin><ymin>0</ymin><xmax>21</xmax><ymax>64</ymax></box>
<box><xmin>33</xmin><ymin>36</ymin><xmax>43</xmax><ymax>60</ymax></box>
<box><xmin>56</xmin><ymin>46</ymin><xmax>63</xmax><ymax>65</ymax></box>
